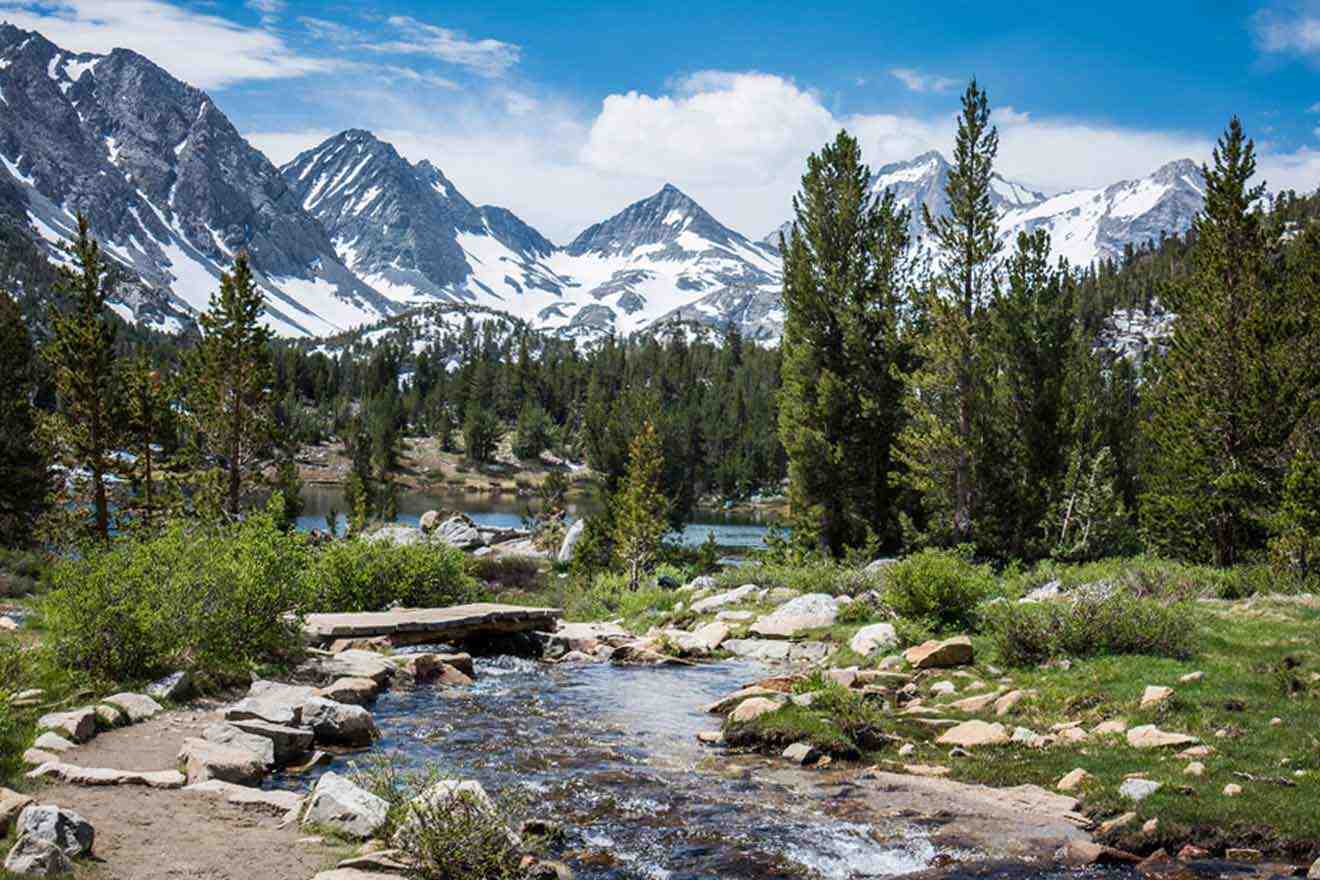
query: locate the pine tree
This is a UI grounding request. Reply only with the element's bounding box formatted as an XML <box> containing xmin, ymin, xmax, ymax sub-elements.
<box><xmin>613</xmin><ymin>420</ymin><xmax>669</xmax><ymax>588</ymax></box>
<box><xmin>462</xmin><ymin>405</ymin><xmax>501</xmax><ymax>463</ymax></box>
<box><xmin>897</xmin><ymin>80</ymin><xmax>1001</xmax><ymax>546</ymax></box>
<box><xmin>43</xmin><ymin>214</ymin><xmax>120</xmax><ymax>541</ymax></box>
<box><xmin>0</xmin><ymin>289</ymin><xmax>50</xmax><ymax>545</ymax></box>
<box><xmin>1141</xmin><ymin>118</ymin><xmax>1311</xmax><ymax>564</ymax></box>
<box><xmin>121</xmin><ymin>352</ymin><xmax>174</xmax><ymax>530</ymax></box>
<box><xmin>778</xmin><ymin>129</ymin><xmax>914</xmax><ymax>557</ymax></box>
<box><xmin>188</xmin><ymin>252</ymin><xmax>275</xmax><ymax>518</ymax></box>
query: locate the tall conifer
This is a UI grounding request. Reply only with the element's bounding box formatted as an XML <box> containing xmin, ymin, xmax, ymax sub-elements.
<box><xmin>0</xmin><ymin>289</ymin><xmax>50</xmax><ymax>545</ymax></box>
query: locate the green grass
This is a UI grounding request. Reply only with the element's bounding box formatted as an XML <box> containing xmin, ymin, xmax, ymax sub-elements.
<box><xmin>896</xmin><ymin>599</ymin><xmax>1320</xmax><ymax>858</ymax></box>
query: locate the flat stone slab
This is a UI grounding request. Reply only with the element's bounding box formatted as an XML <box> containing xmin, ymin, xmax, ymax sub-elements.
<box><xmin>27</xmin><ymin>761</ymin><xmax>184</xmax><ymax>789</ymax></box>
<box><xmin>184</xmin><ymin>780</ymin><xmax>303</xmax><ymax>817</ymax></box>
<box><xmin>301</xmin><ymin>603</ymin><xmax>561</xmax><ymax>645</ymax></box>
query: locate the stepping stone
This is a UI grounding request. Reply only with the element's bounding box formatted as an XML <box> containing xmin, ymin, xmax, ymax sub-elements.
<box><xmin>184</xmin><ymin>780</ymin><xmax>303</xmax><ymax>817</ymax></box>
<box><xmin>178</xmin><ymin>738</ymin><xmax>265</xmax><ymax>786</ymax></box>
<box><xmin>103</xmin><ymin>693</ymin><xmax>163</xmax><ymax>723</ymax></box>
<box><xmin>96</xmin><ymin>704</ymin><xmax>126</xmax><ymax>727</ymax></box>
<box><xmin>314</xmin><ymin>677</ymin><xmax>380</xmax><ymax>706</ymax></box>
<box><xmin>301</xmin><ymin>697</ymin><xmax>378</xmax><ymax>747</ymax></box>
<box><xmin>228</xmin><ymin>719</ymin><xmax>314</xmax><ymax>765</ymax></box>
<box><xmin>27</xmin><ymin>762</ymin><xmax>183</xmax><ymax>789</ymax></box>
<box><xmin>37</xmin><ymin>708</ymin><xmax>96</xmax><ymax>743</ymax></box>
<box><xmin>203</xmin><ymin>723</ymin><xmax>275</xmax><ymax>768</ymax></box>
<box><xmin>32</xmin><ymin>732</ymin><xmax>76</xmax><ymax>753</ymax></box>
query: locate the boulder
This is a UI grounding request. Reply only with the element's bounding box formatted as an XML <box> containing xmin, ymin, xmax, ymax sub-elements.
<box><xmin>226</xmin><ymin>681</ymin><xmax>319</xmax><ymax>726</ymax></box>
<box><xmin>0</xmin><ymin>788</ymin><xmax>34</xmax><ymax>834</ymax></box>
<box><xmin>1179</xmin><ymin>671</ymin><xmax>1204</xmax><ymax>684</ymax></box>
<box><xmin>715</xmin><ymin>610</ymin><xmax>755</xmax><ymax>622</ymax></box>
<box><xmin>1055</xmin><ymin>840</ymin><xmax>1141</xmax><ymax>867</ymax></box>
<box><xmin>782</xmin><ymin>742</ymin><xmax>820</xmax><ymax>765</ymax></box>
<box><xmin>548</xmin><ymin>621</ymin><xmax>631</xmax><ymax>654</ymax></box>
<box><xmin>749</xmin><ymin>593</ymin><xmax>838</xmax><ymax>638</ymax></box>
<box><xmin>1140</xmin><ymin>685</ymin><xmax>1174</xmax><ymax>708</ymax></box>
<box><xmin>557</xmin><ymin>519</ymin><xmax>586</xmax><ymax>563</ymax></box>
<box><xmin>728</xmin><ymin>697</ymin><xmax>781</xmax><ymax>724</ymax></box>
<box><xmin>1126</xmin><ymin>725</ymin><xmax>1199</xmax><ymax>750</ymax></box>
<box><xmin>315</xmin><ymin>677</ymin><xmax>380</xmax><ymax>706</ymax></box>
<box><xmin>307</xmin><ymin>651</ymin><xmax>395</xmax><ymax>685</ymax></box>
<box><xmin>178</xmin><ymin>738</ymin><xmax>266</xmax><ymax>786</ymax></box>
<box><xmin>102</xmin><ymin>692</ymin><xmax>163</xmax><ymax>723</ymax></box>
<box><xmin>301</xmin><ymin>697</ymin><xmax>379</xmax><ymax>746</ymax></box>
<box><xmin>15</xmin><ymin>805</ymin><xmax>93</xmax><ymax>857</ymax></box>
<box><xmin>994</xmin><ymin>690</ymin><xmax>1028</xmax><ymax>716</ymax></box>
<box><xmin>1184</xmin><ymin>761</ymin><xmax>1205</xmax><ymax>777</ymax></box>
<box><xmin>849</xmin><ymin>623</ymin><xmax>899</xmax><ymax>657</ymax></box>
<box><xmin>1056</xmin><ymin>768</ymin><xmax>1091</xmax><ymax>792</ymax></box>
<box><xmin>947</xmin><ymin>691</ymin><xmax>1003</xmax><ymax>713</ymax></box>
<box><xmin>3</xmin><ymin>835</ymin><xmax>73</xmax><ymax>876</ymax></box>
<box><xmin>303</xmin><ymin>772</ymin><xmax>389</xmax><ymax>840</ymax></box>
<box><xmin>691</xmin><ymin>584</ymin><xmax>763</xmax><ymax>614</ymax></box>
<box><xmin>935</xmin><ymin>721</ymin><xmax>1009</xmax><ymax>748</ymax></box>
<box><xmin>1119</xmin><ymin>778</ymin><xmax>1162</xmax><ymax>801</ymax></box>
<box><xmin>864</xmin><ymin>558</ymin><xmax>899</xmax><ymax>577</ymax></box>
<box><xmin>145</xmin><ymin>671</ymin><xmax>193</xmax><ymax>702</ymax></box>
<box><xmin>720</xmin><ymin>639</ymin><xmax>792</xmax><ymax>662</ymax></box>
<box><xmin>418</xmin><ymin>509</ymin><xmax>443</xmax><ymax>532</ymax></box>
<box><xmin>227</xmin><ymin>719</ymin><xmax>314</xmax><ymax>765</ymax></box>
<box><xmin>36</xmin><ymin>708</ymin><xmax>96</xmax><ymax>743</ymax></box>
<box><xmin>1092</xmin><ymin>719</ymin><xmax>1128</xmax><ymax>736</ymax></box>
<box><xmin>203</xmin><ymin>723</ymin><xmax>275</xmax><ymax>768</ymax></box>
<box><xmin>366</xmin><ymin>524</ymin><xmax>425</xmax><ymax>546</ymax></box>
<box><xmin>433</xmin><ymin>515</ymin><xmax>484</xmax><ymax>550</ymax></box>
<box><xmin>675</xmin><ymin>622</ymin><xmax>730</xmax><ymax>655</ymax></box>
<box><xmin>683</xmin><ymin>575</ymin><xmax>717</xmax><ymax>592</ymax></box>
<box><xmin>904</xmin><ymin>636</ymin><xmax>974</xmax><ymax>669</ymax></box>
<box><xmin>433</xmin><ymin>663</ymin><xmax>475</xmax><ymax>687</ymax></box>
<box><xmin>1308</xmin><ymin>857</ymin><xmax>1320</xmax><ymax>880</ymax></box>
<box><xmin>1222</xmin><ymin>783</ymin><xmax>1242</xmax><ymax>797</ymax></box>
<box><xmin>704</xmin><ymin>687</ymin><xmax>784</xmax><ymax>715</ymax></box>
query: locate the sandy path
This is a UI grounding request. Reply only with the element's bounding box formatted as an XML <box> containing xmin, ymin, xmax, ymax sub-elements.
<box><xmin>27</xmin><ymin>703</ymin><xmax>345</xmax><ymax>880</ymax></box>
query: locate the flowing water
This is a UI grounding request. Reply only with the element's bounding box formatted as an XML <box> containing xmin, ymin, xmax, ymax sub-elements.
<box><xmin>276</xmin><ymin>657</ymin><xmax>956</xmax><ymax>879</ymax></box>
<box><xmin>297</xmin><ymin>485</ymin><xmax>773</xmax><ymax>551</ymax></box>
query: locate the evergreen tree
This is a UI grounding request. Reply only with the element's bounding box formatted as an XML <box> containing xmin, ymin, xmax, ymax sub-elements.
<box><xmin>188</xmin><ymin>252</ymin><xmax>275</xmax><ymax>518</ymax></box>
<box><xmin>122</xmin><ymin>351</ymin><xmax>174</xmax><ymax>529</ymax></box>
<box><xmin>43</xmin><ymin>214</ymin><xmax>120</xmax><ymax>541</ymax></box>
<box><xmin>897</xmin><ymin>80</ymin><xmax>1001</xmax><ymax>546</ymax></box>
<box><xmin>463</xmin><ymin>405</ymin><xmax>501</xmax><ymax>463</ymax></box>
<box><xmin>778</xmin><ymin>129</ymin><xmax>913</xmax><ymax>557</ymax></box>
<box><xmin>1140</xmin><ymin>118</ymin><xmax>1314</xmax><ymax>564</ymax></box>
<box><xmin>0</xmin><ymin>289</ymin><xmax>50</xmax><ymax>545</ymax></box>
<box><xmin>613</xmin><ymin>420</ymin><xmax>669</xmax><ymax>588</ymax></box>
<box><xmin>512</xmin><ymin>401</ymin><xmax>552</xmax><ymax>460</ymax></box>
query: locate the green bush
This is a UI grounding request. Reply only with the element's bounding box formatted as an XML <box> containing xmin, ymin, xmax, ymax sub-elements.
<box><xmin>42</xmin><ymin>502</ymin><xmax>311</xmax><ymax>684</ymax></box>
<box><xmin>882</xmin><ymin>549</ymin><xmax>997</xmax><ymax>632</ymax></box>
<box><xmin>558</xmin><ymin>570</ymin><xmax>680</xmax><ymax>623</ymax></box>
<box><xmin>1007</xmin><ymin>556</ymin><xmax>1292</xmax><ymax>603</ymax></box>
<box><xmin>303</xmin><ymin>536</ymin><xmax>482</xmax><ymax>613</ymax></box>
<box><xmin>982</xmin><ymin>592</ymin><xmax>1197</xmax><ymax>667</ymax></box>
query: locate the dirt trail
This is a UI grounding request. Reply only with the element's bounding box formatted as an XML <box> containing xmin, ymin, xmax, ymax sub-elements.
<box><xmin>27</xmin><ymin>705</ymin><xmax>344</xmax><ymax>880</ymax></box>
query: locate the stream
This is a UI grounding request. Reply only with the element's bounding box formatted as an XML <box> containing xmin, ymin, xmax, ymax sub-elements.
<box><xmin>275</xmin><ymin>657</ymin><xmax>955</xmax><ymax>879</ymax></box>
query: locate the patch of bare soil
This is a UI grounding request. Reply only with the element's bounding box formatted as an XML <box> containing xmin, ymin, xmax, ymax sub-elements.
<box><xmin>29</xmin><ymin>705</ymin><xmax>343</xmax><ymax>880</ymax></box>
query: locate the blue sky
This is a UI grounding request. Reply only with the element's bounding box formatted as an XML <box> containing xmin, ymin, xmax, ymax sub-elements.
<box><xmin>4</xmin><ymin>0</ymin><xmax>1319</xmax><ymax>240</ymax></box>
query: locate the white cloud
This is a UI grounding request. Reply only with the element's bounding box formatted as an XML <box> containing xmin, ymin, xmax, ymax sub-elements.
<box><xmin>1252</xmin><ymin>1</ymin><xmax>1320</xmax><ymax>55</ymax></box>
<box><xmin>0</xmin><ymin>0</ymin><xmax>335</xmax><ymax>88</ymax></box>
<box><xmin>370</xmin><ymin>15</ymin><xmax>520</xmax><ymax>77</ymax></box>
<box><xmin>890</xmin><ymin>67</ymin><xmax>958</xmax><ymax>93</ymax></box>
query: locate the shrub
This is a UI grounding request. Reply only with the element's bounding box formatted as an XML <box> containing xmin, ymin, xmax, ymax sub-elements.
<box><xmin>982</xmin><ymin>592</ymin><xmax>1197</xmax><ymax>667</ymax></box>
<box><xmin>559</xmin><ymin>571</ymin><xmax>680</xmax><ymax>623</ymax></box>
<box><xmin>725</xmin><ymin>684</ymin><xmax>890</xmax><ymax>757</ymax></box>
<box><xmin>42</xmin><ymin>502</ymin><xmax>310</xmax><ymax>683</ymax></box>
<box><xmin>714</xmin><ymin>560</ymin><xmax>885</xmax><ymax>597</ymax></box>
<box><xmin>882</xmin><ymin>549</ymin><xmax>997</xmax><ymax>632</ymax></box>
<box><xmin>303</xmin><ymin>536</ymin><xmax>482</xmax><ymax>614</ymax></box>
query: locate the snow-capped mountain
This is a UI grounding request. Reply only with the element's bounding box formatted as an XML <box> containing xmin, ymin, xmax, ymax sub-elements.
<box><xmin>763</xmin><ymin>151</ymin><xmax>1204</xmax><ymax>270</ymax></box>
<box><xmin>287</xmin><ymin>132</ymin><xmax>784</xmax><ymax>340</ymax></box>
<box><xmin>0</xmin><ymin>25</ymin><xmax>393</xmax><ymax>336</ymax></box>
<box><xmin>282</xmin><ymin>130</ymin><xmax>559</xmax><ymax>311</ymax></box>
<box><xmin>1000</xmin><ymin>159</ymin><xmax>1204</xmax><ymax>266</ymax></box>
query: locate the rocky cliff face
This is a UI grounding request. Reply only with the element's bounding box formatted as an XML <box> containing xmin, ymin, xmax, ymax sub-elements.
<box><xmin>0</xmin><ymin>25</ymin><xmax>392</xmax><ymax>336</ymax></box>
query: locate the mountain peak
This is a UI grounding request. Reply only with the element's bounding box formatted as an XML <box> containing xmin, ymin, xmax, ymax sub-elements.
<box><xmin>564</xmin><ymin>182</ymin><xmax>739</xmax><ymax>257</ymax></box>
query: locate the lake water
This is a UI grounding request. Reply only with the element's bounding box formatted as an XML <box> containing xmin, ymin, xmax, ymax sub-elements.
<box><xmin>297</xmin><ymin>484</ymin><xmax>773</xmax><ymax>550</ymax></box>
